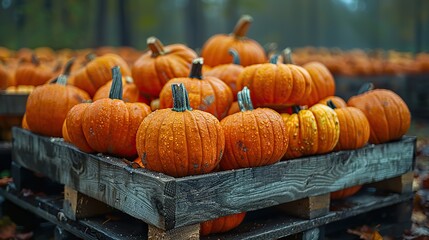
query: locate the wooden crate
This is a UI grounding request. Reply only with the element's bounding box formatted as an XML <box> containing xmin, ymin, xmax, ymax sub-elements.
<box><xmin>0</xmin><ymin>92</ymin><xmax>28</xmax><ymax>116</ymax></box>
<box><xmin>11</xmin><ymin>127</ymin><xmax>416</xmax><ymax>236</ymax></box>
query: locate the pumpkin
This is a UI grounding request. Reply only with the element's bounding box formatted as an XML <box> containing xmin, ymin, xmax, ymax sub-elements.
<box><xmin>227</xmin><ymin>101</ymin><xmax>239</xmax><ymax>115</ymax></box>
<box><xmin>282</xmin><ymin>104</ymin><xmax>340</xmax><ymax>159</ymax></box>
<box><xmin>327</xmin><ymin>100</ymin><xmax>370</xmax><ymax>151</ymax></box>
<box><xmin>220</xmin><ymin>87</ymin><xmax>288</xmax><ymax>170</ymax></box>
<box><xmin>132</xmin><ymin>157</ymin><xmax>145</xmax><ymax>168</ymax></box>
<box><xmin>237</xmin><ymin>55</ymin><xmax>312</xmax><ymax>108</ymax></box>
<box><xmin>0</xmin><ymin>60</ymin><xmax>15</xmax><ymax>90</ymax></box>
<box><xmin>204</xmin><ymin>49</ymin><xmax>244</xmax><ymax>101</ymax></box>
<box><xmin>201</xmin><ymin>15</ymin><xmax>266</xmax><ymax>67</ymax></box>
<box><xmin>331</xmin><ymin>185</ymin><xmax>362</xmax><ymax>200</ymax></box>
<box><xmin>67</xmin><ymin>66</ymin><xmax>151</xmax><ymax>157</ymax></box>
<box><xmin>347</xmin><ymin>83</ymin><xmax>411</xmax><ymax>144</ymax></box>
<box><xmin>159</xmin><ymin>58</ymin><xmax>233</xmax><ymax>120</ymax></box>
<box><xmin>63</xmin><ymin>102</ymin><xmax>93</xmax><ymax>153</ymax></box>
<box><xmin>200</xmin><ymin>212</ymin><xmax>246</xmax><ymax>236</ymax></box>
<box><xmin>25</xmin><ymin>73</ymin><xmax>91</xmax><ymax>137</ymax></box>
<box><xmin>150</xmin><ymin>98</ymin><xmax>160</xmax><ymax>111</ymax></box>
<box><xmin>136</xmin><ymin>83</ymin><xmax>224</xmax><ymax>177</ymax></box>
<box><xmin>132</xmin><ymin>36</ymin><xmax>197</xmax><ymax>98</ymax></box>
<box><xmin>285</xmin><ymin>48</ymin><xmax>335</xmax><ymax>107</ymax></box>
<box><xmin>71</xmin><ymin>53</ymin><xmax>131</xmax><ymax>97</ymax></box>
<box><xmin>34</xmin><ymin>47</ymin><xmax>56</xmax><ymax>62</ymax></box>
<box><xmin>15</xmin><ymin>54</ymin><xmax>61</xmax><ymax>86</ymax></box>
<box><xmin>21</xmin><ymin>114</ymin><xmax>29</xmax><ymax>130</ymax></box>
<box><xmin>93</xmin><ymin>76</ymin><xmax>139</xmax><ymax>102</ymax></box>
<box><xmin>318</xmin><ymin>96</ymin><xmax>347</xmax><ymax>108</ymax></box>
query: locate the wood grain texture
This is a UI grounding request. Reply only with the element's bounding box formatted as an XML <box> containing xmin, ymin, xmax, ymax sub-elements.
<box><xmin>277</xmin><ymin>194</ymin><xmax>330</xmax><ymax>219</ymax></box>
<box><xmin>0</xmin><ymin>93</ymin><xmax>28</xmax><ymax>116</ymax></box>
<box><xmin>12</xmin><ymin>127</ymin><xmax>416</xmax><ymax>230</ymax></box>
<box><xmin>368</xmin><ymin>171</ymin><xmax>414</xmax><ymax>194</ymax></box>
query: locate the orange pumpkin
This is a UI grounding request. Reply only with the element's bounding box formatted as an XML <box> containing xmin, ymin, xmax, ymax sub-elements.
<box><xmin>318</xmin><ymin>96</ymin><xmax>347</xmax><ymax>108</ymax></box>
<box><xmin>93</xmin><ymin>76</ymin><xmax>139</xmax><ymax>102</ymax></box>
<box><xmin>204</xmin><ymin>49</ymin><xmax>244</xmax><ymax>101</ymax></box>
<box><xmin>237</xmin><ymin>55</ymin><xmax>312</xmax><ymax>108</ymax></box>
<box><xmin>132</xmin><ymin>37</ymin><xmax>197</xmax><ymax>98</ymax></box>
<box><xmin>347</xmin><ymin>83</ymin><xmax>411</xmax><ymax>144</ymax></box>
<box><xmin>25</xmin><ymin>74</ymin><xmax>90</xmax><ymax>137</ymax></box>
<box><xmin>136</xmin><ymin>83</ymin><xmax>224</xmax><ymax>177</ymax></box>
<box><xmin>220</xmin><ymin>87</ymin><xmax>288</xmax><ymax>170</ymax></box>
<box><xmin>327</xmin><ymin>100</ymin><xmax>370</xmax><ymax>151</ymax></box>
<box><xmin>282</xmin><ymin>104</ymin><xmax>340</xmax><ymax>159</ymax></box>
<box><xmin>159</xmin><ymin>58</ymin><xmax>233</xmax><ymax>120</ymax></box>
<box><xmin>68</xmin><ymin>66</ymin><xmax>151</xmax><ymax>157</ymax></box>
<box><xmin>200</xmin><ymin>212</ymin><xmax>246</xmax><ymax>236</ymax></box>
<box><xmin>201</xmin><ymin>15</ymin><xmax>267</xmax><ymax>67</ymax></box>
<box><xmin>63</xmin><ymin>102</ymin><xmax>93</xmax><ymax>153</ymax></box>
<box><xmin>331</xmin><ymin>185</ymin><xmax>362</xmax><ymax>200</ymax></box>
<box><xmin>0</xmin><ymin>60</ymin><xmax>15</xmax><ymax>90</ymax></box>
<box><xmin>227</xmin><ymin>101</ymin><xmax>240</xmax><ymax>115</ymax></box>
<box><xmin>71</xmin><ymin>53</ymin><xmax>131</xmax><ymax>97</ymax></box>
<box><xmin>15</xmin><ymin>55</ymin><xmax>61</xmax><ymax>86</ymax></box>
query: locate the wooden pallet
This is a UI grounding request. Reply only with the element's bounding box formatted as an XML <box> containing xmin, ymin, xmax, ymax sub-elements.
<box><xmin>11</xmin><ymin>127</ymin><xmax>416</xmax><ymax>239</ymax></box>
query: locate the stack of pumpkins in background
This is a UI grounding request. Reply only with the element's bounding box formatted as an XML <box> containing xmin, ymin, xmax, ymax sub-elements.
<box><xmin>2</xmin><ymin>15</ymin><xmax>412</xmax><ymax>236</ymax></box>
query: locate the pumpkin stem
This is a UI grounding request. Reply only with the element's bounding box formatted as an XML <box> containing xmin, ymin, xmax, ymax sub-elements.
<box><xmin>229</xmin><ymin>48</ymin><xmax>241</xmax><ymax>65</ymax></box>
<box><xmin>327</xmin><ymin>100</ymin><xmax>337</xmax><ymax>109</ymax></box>
<box><xmin>264</xmin><ymin>42</ymin><xmax>278</xmax><ymax>57</ymax></box>
<box><xmin>269</xmin><ymin>54</ymin><xmax>279</xmax><ymax>64</ymax></box>
<box><xmin>147</xmin><ymin>36</ymin><xmax>166</xmax><ymax>57</ymax></box>
<box><xmin>52</xmin><ymin>61</ymin><xmax>63</xmax><ymax>73</ymax></box>
<box><xmin>282</xmin><ymin>48</ymin><xmax>294</xmax><ymax>64</ymax></box>
<box><xmin>31</xmin><ymin>54</ymin><xmax>40</xmax><ymax>66</ymax></box>
<box><xmin>109</xmin><ymin>66</ymin><xmax>123</xmax><ymax>100</ymax></box>
<box><xmin>125</xmin><ymin>76</ymin><xmax>134</xmax><ymax>84</ymax></box>
<box><xmin>62</xmin><ymin>57</ymin><xmax>76</xmax><ymax>76</ymax></box>
<box><xmin>189</xmin><ymin>58</ymin><xmax>203</xmax><ymax>79</ymax></box>
<box><xmin>172</xmin><ymin>83</ymin><xmax>192</xmax><ymax>112</ymax></box>
<box><xmin>232</xmin><ymin>15</ymin><xmax>253</xmax><ymax>38</ymax></box>
<box><xmin>56</xmin><ymin>74</ymin><xmax>68</xmax><ymax>86</ymax></box>
<box><xmin>292</xmin><ymin>105</ymin><xmax>301</xmax><ymax>114</ymax></box>
<box><xmin>237</xmin><ymin>87</ymin><xmax>254</xmax><ymax>112</ymax></box>
<box><xmin>86</xmin><ymin>53</ymin><xmax>96</xmax><ymax>62</ymax></box>
<box><xmin>357</xmin><ymin>82</ymin><xmax>374</xmax><ymax>95</ymax></box>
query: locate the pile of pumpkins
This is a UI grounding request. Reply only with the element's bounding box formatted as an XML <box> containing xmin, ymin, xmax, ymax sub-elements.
<box><xmin>15</xmin><ymin>15</ymin><xmax>411</xmax><ymax>236</ymax></box>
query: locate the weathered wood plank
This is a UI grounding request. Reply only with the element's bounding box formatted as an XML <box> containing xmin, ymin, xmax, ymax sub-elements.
<box><xmin>12</xmin><ymin>127</ymin><xmax>176</xmax><ymax>230</ymax></box>
<box><xmin>63</xmin><ymin>186</ymin><xmax>114</xmax><ymax>220</ymax></box>
<box><xmin>148</xmin><ymin>224</ymin><xmax>200</xmax><ymax>240</ymax></box>
<box><xmin>368</xmin><ymin>171</ymin><xmax>414</xmax><ymax>193</ymax></box>
<box><xmin>277</xmin><ymin>194</ymin><xmax>330</xmax><ymax>219</ymax></box>
<box><xmin>0</xmin><ymin>93</ymin><xmax>28</xmax><ymax>116</ymax></box>
<box><xmin>174</xmin><ymin>137</ymin><xmax>415</xmax><ymax>227</ymax></box>
<box><xmin>12</xmin><ymin>127</ymin><xmax>416</xmax><ymax>229</ymax></box>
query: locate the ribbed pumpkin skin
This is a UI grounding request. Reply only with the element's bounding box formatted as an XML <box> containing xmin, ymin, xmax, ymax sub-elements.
<box><xmin>201</xmin><ymin>36</ymin><xmax>266</xmax><ymax>67</ymax></box>
<box><xmin>237</xmin><ymin>63</ymin><xmax>312</xmax><ymax>108</ymax></box>
<box><xmin>331</xmin><ymin>185</ymin><xmax>362</xmax><ymax>199</ymax></box>
<box><xmin>347</xmin><ymin>89</ymin><xmax>411</xmax><ymax>144</ymax></box>
<box><xmin>205</xmin><ymin>64</ymin><xmax>243</xmax><ymax>101</ymax></box>
<box><xmin>93</xmin><ymin>78</ymin><xmax>139</xmax><ymax>102</ymax></box>
<box><xmin>282</xmin><ymin>104</ymin><xmax>339</xmax><ymax>159</ymax></box>
<box><xmin>25</xmin><ymin>84</ymin><xmax>90</xmax><ymax>137</ymax></box>
<box><xmin>200</xmin><ymin>212</ymin><xmax>246</xmax><ymax>236</ymax></box>
<box><xmin>71</xmin><ymin>54</ymin><xmax>131</xmax><ymax>97</ymax></box>
<box><xmin>333</xmin><ymin>107</ymin><xmax>370</xmax><ymax>151</ymax></box>
<box><xmin>159</xmin><ymin>76</ymin><xmax>233</xmax><ymax>120</ymax></box>
<box><xmin>296</xmin><ymin>62</ymin><xmax>335</xmax><ymax>106</ymax></box>
<box><xmin>15</xmin><ymin>62</ymin><xmax>59</xmax><ymax>86</ymax></box>
<box><xmin>64</xmin><ymin>103</ymin><xmax>94</xmax><ymax>153</ymax></box>
<box><xmin>81</xmin><ymin>99</ymin><xmax>151</xmax><ymax>158</ymax></box>
<box><xmin>319</xmin><ymin>96</ymin><xmax>347</xmax><ymax>108</ymax></box>
<box><xmin>0</xmin><ymin>64</ymin><xmax>14</xmax><ymax>89</ymax></box>
<box><xmin>136</xmin><ymin>109</ymin><xmax>224</xmax><ymax>177</ymax></box>
<box><xmin>220</xmin><ymin>108</ymin><xmax>288</xmax><ymax>170</ymax></box>
<box><xmin>132</xmin><ymin>44</ymin><xmax>197</xmax><ymax>98</ymax></box>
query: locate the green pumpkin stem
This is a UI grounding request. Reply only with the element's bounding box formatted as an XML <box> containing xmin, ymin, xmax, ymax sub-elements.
<box><xmin>63</xmin><ymin>57</ymin><xmax>76</xmax><ymax>76</ymax></box>
<box><xmin>282</xmin><ymin>48</ymin><xmax>294</xmax><ymax>64</ymax></box>
<box><xmin>189</xmin><ymin>58</ymin><xmax>203</xmax><ymax>79</ymax></box>
<box><xmin>31</xmin><ymin>54</ymin><xmax>40</xmax><ymax>66</ymax></box>
<box><xmin>86</xmin><ymin>53</ymin><xmax>96</xmax><ymax>62</ymax></box>
<box><xmin>327</xmin><ymin>100</ymin><xmax>337</xmax><ymax>109</ymax></box>
<box><xmin>56</xmin><ymin>75</ymin><xmax>68</xmax><ymax>86</ymax></box>
<box><xmin>172</xmin><ymin>83</ymin><xmax>192</xmax><ymax>112</ymax></box>
<box><xmin>357</xmin><ymin>82</ymin><xmax>374</xmax><ymax>95</ymax></box>
<box><xmin>229</xmin><ymin>48</ymin><xmax>241</xmax><ymax>65</ymax></box>
<box><xmin>292</xmin><ymin>105</ymin><xmax>301</xmax><ymax>114</ymax></box>
<box><xmin>233</xmin><ymin>15</ymin><xmax>253</xmax><ymax>38</ymax></box>
<box><xmin>109</xmin><ymin>66</ymin><xmax>123</xmax><ymax>100</ymax></box>
<box><xmin>147</xmin><ymin>36</ymin><xmax>166</xmax><ymax>57</ymax></box>
<box><xmin>237</xmin><ymin>87</ymin><xmax>254</xmax><ymax>112</ymax></box>
<box><xmin>264</xmin><ymin>42</ymin><xmax>278</xmax><ymax>57</ymax></box>
<box><xmin>270</xmin><ymin>54</ymin><xmax>280</xmax><ymax>64</ymax></box>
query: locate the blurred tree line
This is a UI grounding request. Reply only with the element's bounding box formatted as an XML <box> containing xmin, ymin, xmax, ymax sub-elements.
<box><xmin>0</xmin><ymin>0</ymin><xmax>428</xmax><ymax>53</ymax></box>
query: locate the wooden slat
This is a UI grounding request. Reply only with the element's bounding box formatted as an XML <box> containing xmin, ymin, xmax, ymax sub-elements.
<box><xmin>368</xmin><ymin>171</ymin><xmax>414</xmax><ymax>194</ymax></box>
<box><xmin>0</xmin><ymin>93</ymin><xmax>28</xmax><ymax>116</ymax></box>
<box><xmin>277</xmin><ymin>194</ymin><xmax>330</xmax><ymax>219</ymax></box>
<box><xmin>12</xmin><ymin>127</ymin><xmax>416</xmax><ymax>230</ymax></box>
